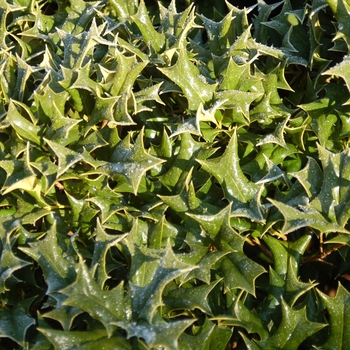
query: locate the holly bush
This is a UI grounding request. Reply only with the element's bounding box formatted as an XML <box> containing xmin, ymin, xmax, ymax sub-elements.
<box><xmin>1</xmin><ymin>0</ymin><xmax>350</xmax><ymax>348</ymax></box>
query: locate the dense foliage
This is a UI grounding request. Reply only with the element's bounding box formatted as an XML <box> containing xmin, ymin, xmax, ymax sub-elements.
<box><xmin>1</xmin><ymin>0</ymin><xmax>350</xmax><ymax>348</ymax></box>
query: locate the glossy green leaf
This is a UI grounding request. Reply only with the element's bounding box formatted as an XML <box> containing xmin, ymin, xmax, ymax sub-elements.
<box><xmin>317</xmin><ymin>283</ymin><xmax>350</xmax><ymax>348</ymax></box>
<box><xmin>114</xmin><ymin>319</ymin><xmax>195</xmax><ymax>349</ymax></box>
<box><xmin>19</xmin><ymin>222</ymin><xmax>77</xmax><ymax>294</ymax></box>
<box><xmin>39</xmin><ymin>327</ymin><xmax>132</xmax><ymax>350</ymax></box>
<box><xmin>0</xmin><ymin>234</ymin><xmax>31</xmax><ymax>293</ymax></box>
<box><xmin>158</xmin><ymin>48</ymin><xmax>217</xmax><ymax>110</ymax></box>
<box><xmin>129</xmin><ymin>241</ymin><xmax>196</xmax><ymax>322</ymax></box>
<box><xmin>60</xmin><ymin>258</ymin><xmax>127</xmax><ymax>336</ymax></box>
<box><xmin>6</xmin><ymin>100</ymin><xmax>41</xmax><ymax>145</ymax></box>
<box><xmin>257</xmin><ymin>299</ymin><xmax>325</xmax><ymax>349</ymax></box>
<box><xmin>197</xmin><ymin>130</ymin><xmax>261</xmax><ymax>218</ymax></box>
<box><xmin>164</xmin><ymin>279</ymin><xmax>221</xmax><ymax>315</ymax></box>
<box><xmin>0</xmin><ymin>307</ymin><xmax>35</xmax><ymax>346</ymax></box>
<box><xmin>98</xmin><ymin>130</ymin><xmax>165</xmax><ymax>194</ymax></box>
<box><xmin>131</xmin><ymin>0</ymin><xmax>165</xmax><ymax>53</ymax></box>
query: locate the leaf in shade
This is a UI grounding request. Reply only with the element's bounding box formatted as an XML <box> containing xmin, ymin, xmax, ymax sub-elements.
<box><xmin>179</xmin><ymin>318</ymin><xmax>232</xmax><ymax>350</ymax></box>
<box><xmin>158</xmin><ymin>48</ymin><xmax>217</xmax><ymax>110</ymax></box>
<box><xmin>90</xmin><ymin>220</ymin><xmax>128</xmax><ymax>287</ymax></box>
<box><xmin>42</xmin><ymin>293</ymin><xmax>83</xmax><ymax>332</ymax></box>
<box><xmin>0</xmin><ymin>307</ymin><xmax>35</xmax><ymax>347</ymax></box>
<box><xmin>317</xmin><ymin>283</ymin><xmax>350</xmax><ymax>349</ymax></box>
<box><xmin>0</xmin><ymin>234</ymin><xmax>31</xmax><ymax>293</ymax></box>
<box><xmin>61</xmin><ymin>258</ymin><xmax>127</xmax><ymax>336</ymax></box>
<box><xmin>211</xmin><ymin>297</ymin><xmax>269</xmax><ymax>341</ymax></box>
<box><xmin>19</xmin><ymin>222</ymin><xmax>77</xmax><ymax>294</ymax></box>
<box><xmin>98</xmin><ymin>130</ymin><xmax>165</xmax><ymax>194</ymax></box>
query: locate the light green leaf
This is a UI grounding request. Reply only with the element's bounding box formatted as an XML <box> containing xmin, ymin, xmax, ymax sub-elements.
<box><xmin>325</xmin><ymin>0</ymin><xmax>350</xmax><ymax>49</ymax></box>
<box><xmin>131</xmin><ymin>0</ymin><xmax>165</xmax><ymax>53</ymax></box>
<box><xmin>299</xmin><ymin>84</ymin><xmax>350</xmax><ymax>148</ymax></box>
<box><xmin>6</xmin><ymin>100</ymin><xmax>41</xmax><ymax>145</ymax></box>
<box><xmin>310</xmin><ymin>145</ymin><xmax>350</xmax><ymax>226</ymax></box>
<box><xmin>199</xmin><ymin>10</ymin><xmax>235</xmax><ymax>56</ymax></box>
<box><xmin>291</xmin><ymin>157</ymin><xmax>323</xmax><ymax>199</ymax></box>
<box><xmin>158</xmin><ymin>48</ymin><xmax>217</xmax><ymax>110</ymax></box>
<box><xmin>269</xmin><ymin>198</ymin><xmax>349</xmax><ymax>235</ymax></box>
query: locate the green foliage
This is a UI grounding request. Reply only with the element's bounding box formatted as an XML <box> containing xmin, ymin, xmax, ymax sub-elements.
<box><xmin>1</xmin><ymin>0</ymin><xmax>350</xmax><ymax>348</ymax></box>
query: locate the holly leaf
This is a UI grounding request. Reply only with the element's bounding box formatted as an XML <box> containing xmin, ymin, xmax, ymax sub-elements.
<box><xmin>90</xmin><ymin>220</ymin><xmax>128</xmax><ymax>287</ymax></box>
<box><xmin>299</xmin><ymin>84</ymin><xmax>350</xmax><ymax>148</ymax></box>
<box><xmin>199</xmin><ymin>10</ymin><xmax>235</xmax><ymax>56</ymax></box>
<box><xmin>0</xmin><ymin>234</ymin><xmax>31</xmax><ymax>293</ymax></box>
<box><xmin>19</xmin><ymin>222</ymin><xmax>77</xmax><ymax>294</ymax></box>
<box><xmin>197</xmin><ymin>130</ymin><xmax>260</xmax><ymax>216</ymax></box>
<box><xmin>269</xmin><ymin>198</ymin><xmax>349</xmax><ymax>235</ymax></box>
<box><xmin>158</xmin><ymin>48</ymin><xmax>217</xmax><ymax>110</ymax></box>
<box><xmin>180</xmin><ymin>318</ymin><xmax>232</xmax><ymax>350</ymax></box>
<box><xmin>317</xmin><ymin>283</ymin><xmax>350</xmax><ymax>349</ymax></box>
<box><xmin>60</xmin><ymin>258</ymin><xmax>127</xmax><ymax>336</ymax></box>
<box><xmin>39</xmin><ymin>327</ymin><xmax>132</xmax><ymax>350</ymax></box>
<box><xmin>325</xmin><ymin>0</ymin><xmax>350</xmax><ymax>49</ymax></box>
<box><xmin>6</xmin><ymin>100</ymin><xmax>41</xmax><ymax>145</ymax></box>
<box><xmin>129</xmin><ymin>241</ymin><xmax>197</xmax><ymax>322</ymax></box>
<box><xmin>97</xmin><ymin>129</ymin><xmax>165</xmax><ymax>194</ymax></box>
<box><xmin>131</xmin><ymin>0</ymin><xmax>165</xmax><ymax>53</ymax></box>
<box><xmin>163</xmin><ymin>279</ymin><xmax>221</xmax><ymax>316</ymax></box>
<box><xmin>211</xmin><ymin>295</ymin><xmax>269</xmax><ymax>341</ymax></box>
<box><xmin>189</xmin><ymin>205</ymin><xmax>266</xmax><ymax>295</ymax></box>
<box><xmin>0</xmin><ymin>307</ymin><xmax>35</xmax><ymax>347</ymax></box>
<box><xmin>256</xmin><ymin>299</ymin><xmax>325</xmax><ymax>349</ymax></box>
<box><xmin>307</xmin><ymin>145</ymin><xmax>350</xmax><ymax>226</ymax></box>
<box><xmin>114</xmin><ymin>319</ymin><xmax>195</xmax><ymax>349</ymax></box>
